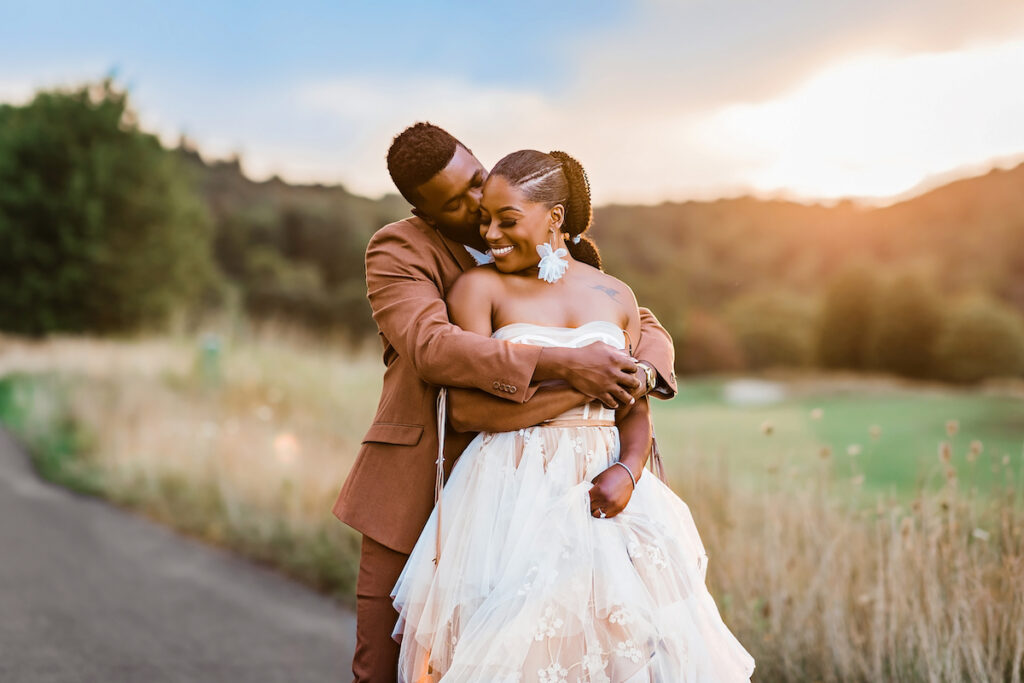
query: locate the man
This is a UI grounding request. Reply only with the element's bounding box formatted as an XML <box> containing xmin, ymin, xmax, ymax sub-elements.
<box><xmin>332</xmin><ymin>122</ymin><xmax>677</xmax><ymax>682</ymax></box>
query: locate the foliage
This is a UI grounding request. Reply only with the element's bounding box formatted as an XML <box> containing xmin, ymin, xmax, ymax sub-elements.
<box><xmin>934</xmin><ymin>294</ymin><xmax>1024</xmax><ymax>383</ymax></box>
<box><xmin>817</xmin><ymin>261</ymin><xmax>880</xmax><ymax>369</ymax></box>
<box><xmin>675</xmin><ymin>308</ymin><xmax>746</xmax><ymax>375</ymax></box>
<box><xmin>723</xmin><ymin>290</ymin><xmax>818</xmax><ymax>369</ymax></box>
<box><xmin>183</xmin><ymin>149</ymin><xmax>408</xmax><ymax>339</ymax></box>
<box><xmin>865</xmin><ymin>271</ymin><xmax>944</xmax><ymax>378</ymax></box>
<box><xmin>0</xmin><ymin>81</ymin><xmax>217</xmax><ymax>334</ymax></box>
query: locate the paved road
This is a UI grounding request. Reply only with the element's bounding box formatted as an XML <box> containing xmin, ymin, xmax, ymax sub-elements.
<box><xmin>0</xmin><ymin>428</ymin><xmax>356</xmax><ymax>682</ymax></box>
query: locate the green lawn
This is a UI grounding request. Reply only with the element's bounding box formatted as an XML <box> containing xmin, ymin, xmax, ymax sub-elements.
<box><xmin>651</xmin><ymin>377</ymin><xmax>1024</xmax><ymax>497</ymax></box>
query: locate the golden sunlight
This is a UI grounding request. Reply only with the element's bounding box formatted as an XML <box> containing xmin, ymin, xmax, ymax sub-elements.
<box><xmin>698</xmin><ymin>39</ymin><xmax>1024</xmax><ymax>202</ymax></box>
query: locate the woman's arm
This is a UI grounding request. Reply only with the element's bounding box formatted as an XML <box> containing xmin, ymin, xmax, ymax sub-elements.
<box><xmin>589</xmin><ymin>282</ymin><xmax>653</xmax><ymax>519</ymax></box>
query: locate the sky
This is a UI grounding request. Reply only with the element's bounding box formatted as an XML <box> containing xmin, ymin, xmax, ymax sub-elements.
<box><xmin>2</xmin><ymin>0</ymin><xmax>1024</xmax><ymax>205</ymax></box>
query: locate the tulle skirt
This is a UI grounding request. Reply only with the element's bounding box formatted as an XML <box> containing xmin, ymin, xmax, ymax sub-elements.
<box><xmin>392</xmin><ymin>421</ymin><xmax>755</xmax><ymax>682</ymax></box>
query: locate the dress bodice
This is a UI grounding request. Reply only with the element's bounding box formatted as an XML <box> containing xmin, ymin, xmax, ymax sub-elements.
<box><xmin>491</xmin><ymin>320</ymin><xmax>626</xmax><ymax>350</ymax></box>
<box><xmin>492</xmin><ymin>320</ymin><xmax>626</xmax><ymax>424</ymax></box>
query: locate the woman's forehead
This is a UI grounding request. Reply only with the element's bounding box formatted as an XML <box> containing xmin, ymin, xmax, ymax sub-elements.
<box><xmin>482</xmin><ymin>175</ymin><xmax>525</xmax><ymax>209</ymax></box>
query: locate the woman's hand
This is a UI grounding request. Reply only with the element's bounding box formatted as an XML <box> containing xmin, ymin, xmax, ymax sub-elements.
<box><xmin>589</xmin><ymin>464</ymin><xmax>635</xmax><ymax>519</ymax></box>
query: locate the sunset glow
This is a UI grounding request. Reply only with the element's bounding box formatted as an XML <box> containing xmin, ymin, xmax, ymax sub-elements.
<box><xmin>697</xmin><ymin>40</ymin><xmax>1024</xmax><ymax>202</ymax></box>
<box><xmin>3</xmin><ymin>2</ymin><xmax>1024</xmax><ymax>204</ymax></box>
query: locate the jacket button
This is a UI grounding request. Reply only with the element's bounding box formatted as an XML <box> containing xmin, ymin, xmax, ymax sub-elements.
<box><xmin>493</xmin><ymin>381</ymin><xmax>501</xmax><ymax>389</ymax></box>
<box><xmin>510</xmin><ymin>386</ymin><xmax>517</xmax><ymax>393</ymax></box>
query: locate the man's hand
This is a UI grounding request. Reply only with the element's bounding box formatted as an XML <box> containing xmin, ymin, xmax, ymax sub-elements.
<box><xmin>537</xmin><ymin>342</ymin><xmax>641</xmax><ymax>409</ymax></box>
<box><xmin>589</xmin><ymin>464</ymin><xmax>635</xmax><ymax>519</ymax></box>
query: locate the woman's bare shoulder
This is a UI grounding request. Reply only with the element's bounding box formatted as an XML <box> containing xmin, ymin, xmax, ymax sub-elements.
<box><xmin>450</xmin><ymin>264</ymin><xmax>503</xmax><ymax>294</ymax></box>
<box><xmin>580</xmin><ymin>266</ymin><xmax>637</xmax><ymax>305</ymax></box>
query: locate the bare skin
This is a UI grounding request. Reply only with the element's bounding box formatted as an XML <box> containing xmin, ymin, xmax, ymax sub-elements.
<box><xmin>447</xmin><ymin>174</ymin><xmax>653</xmax><ymax>518</ymax></box>
<box><xmin>411</xmin><ymin>144</ymin><xmax>642</xmax><ymax>409</ymax></box>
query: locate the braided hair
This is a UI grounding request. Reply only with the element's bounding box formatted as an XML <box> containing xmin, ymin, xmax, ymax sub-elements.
<box><xmin>489</xmin><ymin>149</ymin><xmax>602</xmax><ymax>269</ymax></box>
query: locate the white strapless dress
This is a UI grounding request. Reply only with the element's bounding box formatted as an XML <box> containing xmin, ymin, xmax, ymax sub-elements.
<box><xmin>392</xmin><ymin>321</ymin><xmax>755</xmax><ymax>682</ymax></box>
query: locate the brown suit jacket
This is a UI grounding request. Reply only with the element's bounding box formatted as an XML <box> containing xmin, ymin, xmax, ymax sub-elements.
<box><xmin>332</xmin><ymin>216</ymin><xmax>678</xmax><ymax>554</ymax></box>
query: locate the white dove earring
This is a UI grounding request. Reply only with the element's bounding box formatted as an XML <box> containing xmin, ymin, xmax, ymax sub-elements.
<box><xmin>536</xmin><ymin>228</ymin><xmax>569</xmax><ymax>284</ymax></box>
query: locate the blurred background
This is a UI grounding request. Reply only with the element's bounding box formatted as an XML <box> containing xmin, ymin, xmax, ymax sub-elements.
<box><xmin>1</xmin><ymin>1</ymin><xmax>1023</xmax><ymax>680</ymax></box>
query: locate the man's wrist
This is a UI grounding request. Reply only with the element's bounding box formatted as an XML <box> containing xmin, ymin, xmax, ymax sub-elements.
<box><xmin>535</xmin><ymin>346</ymin><xmax>570</xmax><ymax>382</ymax></box>
<box><xmin>636</xmin><ymin>360</ymin><xmax>657</xmax><ymax>395</ymax></box>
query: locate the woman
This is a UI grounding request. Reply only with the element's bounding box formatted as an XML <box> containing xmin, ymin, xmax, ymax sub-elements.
<box><xmin>392</xmin><ymin>150</ymin><xmax>755</xmax><ymax>682</ymax></box>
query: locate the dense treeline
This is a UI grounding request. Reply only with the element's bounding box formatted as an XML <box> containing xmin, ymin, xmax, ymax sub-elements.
<box><xmin>0</xmin><ymin>80</ymin><xmax>216</xmax><ymax>333</ymax></box>
<box><xmin>2</xmin><ymin>81</ymin><xmax>1023</xmax><ymax>381</ymax></box>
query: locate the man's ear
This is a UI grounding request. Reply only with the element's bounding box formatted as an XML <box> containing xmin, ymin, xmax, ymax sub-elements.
<box><xmin>412</xmin><ymin>207</ymin><xmax>436</xmax><ymax>227</ymax></box>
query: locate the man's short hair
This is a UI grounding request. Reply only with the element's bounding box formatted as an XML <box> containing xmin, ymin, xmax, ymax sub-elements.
<box><xmin>386</xmin><ymin>122</ymin><xmax>461</xmax><ymax>206</ymax></box>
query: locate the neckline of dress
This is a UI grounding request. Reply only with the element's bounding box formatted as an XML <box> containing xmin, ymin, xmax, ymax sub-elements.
<box><xmin>491</xmin><ymin>320</ymin><xmax>624</xmax><ymax>337</ymax></box>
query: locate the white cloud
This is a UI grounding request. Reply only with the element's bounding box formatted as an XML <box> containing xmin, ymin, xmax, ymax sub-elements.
<box><xmin>694</xmin><ymin>40</ymin><xmax>1024</xmax><ymax>201</ymax></box>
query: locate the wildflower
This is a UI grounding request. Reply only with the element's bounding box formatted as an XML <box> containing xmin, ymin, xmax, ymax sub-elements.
<box><xmin>818</xmin><ymin>445</ymin><xmax>833</xmax><ymax>459</ymax></box>
<box><xmin>945</xmin><ymin>419</ymin><xmax>959</xmax><ymax>437</ymax></box>
<box><xmin>938</xmin><ymin>441</ymin><xmax>952</xmax><ymax>464</ymax></box>
<box><xmin>847</xmin><ymin>444</ymin><xmax>862</xmax><ymax>457</ymax></box>
<box><xmin>900</xmin><ymin>517</ymin><xmax>913</xmax><ymax>538</ymax></box>
<box><xmin>810</xmin><ymin>408</ymin><xmax>823</xmax><ymax>420</ymax></box>
<box><xmin>760</xmin><ymin>420</ymin><xmax>774</xmax><ymax>436</ymax></box>
<box><xmin>972</xmin><ymin>528</ymin><xmax>990</xmax><ymax>541</ymax></box>
<box><xmin>967</xmin><ymin>440</ymin><xmax>983</xmax><ymax>462</ymax></box>
<box><xmin>869</xmin><ymin>425</ymin><xmax>882</xmax><ymax>440</ymax></box>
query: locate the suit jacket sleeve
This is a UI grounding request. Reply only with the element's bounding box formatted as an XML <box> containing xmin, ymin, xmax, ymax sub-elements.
<box><xmin>366</xmin><ymin>224</ymin><xmax>541</xmax><ymax>403</ymax></box>
<box><xmin>635</xmin><ymin>307</ymin><xmax>678</xmax><ymax>399</ymax></box>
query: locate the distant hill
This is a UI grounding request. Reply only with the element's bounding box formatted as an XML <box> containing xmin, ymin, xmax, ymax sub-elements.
<box><xmin>593</xmin><ymin>163</ymin><xmax>1024</xmax><ymax>331</ymax></box>
<box><xmin>180</xmin><ymin>145</ymin><xmax>1023</xmax><ymax>372</ymax></box>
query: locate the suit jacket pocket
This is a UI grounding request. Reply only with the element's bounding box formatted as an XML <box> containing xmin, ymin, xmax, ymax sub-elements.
<box><xmin>361</xmin><ymin>422</ymin><xmax>424</xmax><ymax>446</ymax></box>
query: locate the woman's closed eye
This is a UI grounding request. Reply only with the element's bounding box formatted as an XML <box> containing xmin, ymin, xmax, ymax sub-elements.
<box><xmin>499</xmin><ymin>220</ymin><xmax>517</xmax><ymax>228</ymax></box>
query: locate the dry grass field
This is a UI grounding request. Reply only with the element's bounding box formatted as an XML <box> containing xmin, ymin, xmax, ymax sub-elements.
<box><xmin>1</xmin><ymin>330</ymin><xmax>1023</xmax><ymax>682</ymax></box>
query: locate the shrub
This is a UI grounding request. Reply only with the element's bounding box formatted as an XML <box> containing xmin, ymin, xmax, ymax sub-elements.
<box><xmin>934</xmin><ymin>294</ymin><xmax>1024</xmax><ymax>382</ymax></box>
<box><xmin>675</xmin><ymin>308</ymin><xmax>746</xmax><ymax>375</ymax></box>
<box><xmin>865</xmin><ymin>271</ymin><xmax>943</xmax><ymax>378</ymax></box>
<box><xmin>724</xmin><ymin>291</ymin><xmax>818</xmax><ymax>369</ymax></box>
<box><xmin>817</xmin><ymin>261</ymin><xmax>880</xmax><ymax>369</ymax></box>
<box><xmin>0</xmin><ymin>80</ymin><xmax>218</xmax><ymax>334</ymax></box>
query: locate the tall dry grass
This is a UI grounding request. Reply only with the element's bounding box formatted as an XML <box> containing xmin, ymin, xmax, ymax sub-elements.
<box><xmin>1</xmin><ymin>330</ymin><xmax>1022</xmax><ymax>681</ymax></box>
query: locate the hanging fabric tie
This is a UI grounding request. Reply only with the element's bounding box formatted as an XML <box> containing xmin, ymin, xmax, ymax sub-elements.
<box><xmin>433</xmin><ymin>387</ymin><xmax>447</xmax><ymax>566</ymax></box>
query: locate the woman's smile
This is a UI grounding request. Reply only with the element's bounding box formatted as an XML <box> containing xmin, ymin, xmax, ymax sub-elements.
<box><xmin>490</xmin><ymin>244</ymin><xmax>515</xmax><ymax>257</ymax></box>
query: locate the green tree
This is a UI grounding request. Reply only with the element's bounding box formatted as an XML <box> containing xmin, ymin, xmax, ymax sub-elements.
<box><xmin>0</xmin><ymin>80</ymin><xmax>217</xmax><ymax>334</ymax></box>
<box><xmin>933</xmin><ymin>294</ymin><xmax>1024</xmax><ymax>382</ymax></box>
<box><xmin>816</xmin><ymin>262</ymin><xmax>880</xmax><ymax>369</ymax></box>
<box><xmin>865</xmin><ymin>271</ymin><xmax>944</xmax><ymax>378</ymax></box>
<box><xmin>723</xmin><ymin>290</ymin><xmax>818</xmax><ymax>369</ymax></box>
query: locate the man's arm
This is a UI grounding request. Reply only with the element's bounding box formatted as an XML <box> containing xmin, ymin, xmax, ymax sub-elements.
<box><xmin>367</xmin><ymin>225</ymin><xmax>641</xmax><ymax>405</ymax></box>
<box><xmin>367</xmin><ymin>225</ymin><xmax>540</xmax><ymax>402</ymax></box>
<box><xmin>449</xmin><ymin>384</ymin><xmax>590</xmax><ymax>433</ymax></box>
<box><xmin>634</xmin><ymin>307</ymin><xmax>678</xmax><ymax>399</ymax></box>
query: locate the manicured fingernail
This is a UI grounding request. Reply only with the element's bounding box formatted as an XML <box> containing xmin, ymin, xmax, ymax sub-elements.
<box><xmin>630</xmin><ymin>397</ymin><xmax>635</xmax><ymax>405</ymax></box>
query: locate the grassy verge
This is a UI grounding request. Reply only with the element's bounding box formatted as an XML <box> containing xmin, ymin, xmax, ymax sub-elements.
<box><xmin>2</xmin><ymin>334</ymin><xmax>1023</xmax><ymax>680</ymax></box>
<box><xmin>0</xmin><ymin>373</ymin><xmax>103</xmax><ymax>495</ymax></box>
<box><xmin>0</xmin><ymin>334</ymin><xmax>368</xmax><ymax>605</ymax></box>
